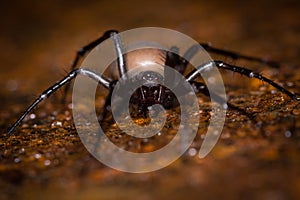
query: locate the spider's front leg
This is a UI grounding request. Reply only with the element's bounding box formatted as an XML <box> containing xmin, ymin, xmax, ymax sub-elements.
<box><xmin>7</xmin><ymin>30</ymin><xmax>129</xmax><ymax>136</ymax></box>
<box><xmin>62</xmin><ymin>30</ymin><xmax>120</xmax><ymax>101</ymax></box>
<box><xmin>69</xmin><ymin>30</ymin><xmax>119</xmax><ymax>71</ymax></box>
<box><xmin>7</xmin><ymin>68</ymin><xmax>113</xmax><ymax>136</ymax></box>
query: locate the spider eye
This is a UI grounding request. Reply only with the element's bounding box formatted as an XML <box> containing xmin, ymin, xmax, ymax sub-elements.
<box><xmin>139</xmin><ymin>71</ymin><xmax>164</xmax><ymax>86</ymax></box>
<box><xmin>124</xmin><ymin>57</ymin><xmax>165</xmax><ymax>87</ymax></box>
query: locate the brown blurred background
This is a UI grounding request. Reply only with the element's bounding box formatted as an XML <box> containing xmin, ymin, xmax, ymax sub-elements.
<box><xmin>0</xmin><ymin>0</ymin><xmax>300</xmax><ymax>199</ymax></box>
<box><xmin>1</xmin><ymin>0</ymin><xmax>300</xmax><ymax>96</ymax></box>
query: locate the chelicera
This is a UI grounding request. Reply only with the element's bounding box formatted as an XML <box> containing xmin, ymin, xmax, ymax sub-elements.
<box><xmin>7</xmin><ymin>30</ymin><xmax>299</xmax><ymax>136</ymax></box>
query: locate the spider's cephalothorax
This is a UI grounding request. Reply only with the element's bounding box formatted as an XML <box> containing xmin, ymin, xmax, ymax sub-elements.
<box><xmin>112</xmin><ymin>54</ymin><xmax>179</xmax><ymax>117</ymax></box>
<box><xmin>7</xmin><ymin>30</ymin><xmax>299</xmax><ymax>135</ymax></box>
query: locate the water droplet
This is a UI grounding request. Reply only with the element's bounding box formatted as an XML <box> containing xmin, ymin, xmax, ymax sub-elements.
<box><xmin>68</xmin><ymin>103</ymin><xmax>74</xmax><ymax>109</ymax></box>
<box><xmin>271</xmin><ymin>90</ymin><xmax>277</xmax><ymax>94</ymax></box>
<box><xmin>19</xmin><ymin>148</ymin><xmax>25</xmax><ymax>154</ymax></box>
<box><xmin>51</xmin><ymin>121</ymin><xmax>63</xmax><ymax>127</ymax></box>
<box><xmin>29</xmin><ymin>113</ymin><xmax>36</xmax><ymax>119</ymax></box>
<box><xmin>44</xmin><ymin>160</ymin><xmax>51</xmax><ymax>166</ymax></box>
<box><xmin>284</xmin><ymin>130</ymin><xmax>292</xmax><ymax>138</ymax></box>
<box><xmin>66</xmin><ymin>116</ymin><xmax>71</xmax><ymax>121</ymax></box>
<box><xmin>34</xmin><ymin>153</ymin><xmax>42</xmax><ymax>159</ymax></box>
<box><xmin>14</xmin><ymin>157</ymin><xmax>21</xmax><ymax>163</ymax></box>
<box><xmin>49</xmin><ymin>116</ymin><xmax>55</xmax><ymax>120</ymax></box>
<box><xmin>188</xmin><ymin>148</ymin><xmax>197</xmax><ymax>156</ymax></box>
<box><xmin>143</xmin><ymin>138</ymin><xmax>148</xmax><ymax>143</ymax></box>
<box><xmin>287</xmin><ymin>82</ymin><xmax>294</xmax><ymax>87</ymax></box>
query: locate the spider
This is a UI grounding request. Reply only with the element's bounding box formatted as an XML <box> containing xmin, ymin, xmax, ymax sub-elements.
<box><xmin>7</xmin><ymin>29</ymin><xmax>299</xmax><ymax>136</ymax></box>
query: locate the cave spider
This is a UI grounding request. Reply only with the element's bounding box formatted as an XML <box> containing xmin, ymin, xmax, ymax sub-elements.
<box><xmin>7</xmin><ymin>29</ymin><xmax>299</xmax><ymax>136</ymax></box>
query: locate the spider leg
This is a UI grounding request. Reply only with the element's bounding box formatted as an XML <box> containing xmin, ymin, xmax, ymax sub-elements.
<box><xmin>190</xmin><ymin>81</ymin><xmax>227</xmax><ymax>111</ymax></box>
<box><xmin>186</xmin><ymin>60</ymin><xmax>299</xmax><ymax>100</ymax></box>
<box><xmin>111</xmin><ymin>32</ymin><xmax>127</xmax><ymax>78</ymax></box>
<box><xmin>138</xmin><ymin>87</ymin><xmax>149</xmax><ymax>117</ymax></box>
<box><xmin>71</xmin><ymin>30</ymin><xmax>119</xmax><ymax>70</ymax></box>
<box><xmin>199</xmin><ymin>43</ymin><xmax>282</xmax><ymax>68</ymax></box>
<box><xmin>79</xmin><ymin>31</ymin><xmax>127</xmax><ymax>123</ymax></box>
<box><xmin>98</xmin><ymin>31</ymin><xmax>129</xmax><ymax>121</ymax></box>
<box><xmin>182</xmin><ymin>43</ymin><xmax>282</xmax><ymax>68</ymax></box>
<box><xmin>189</xmin><ymin>81</ymin><xmax>256</xmax><ymax>121</ymax></box>
<box><xmin>182</xmin><ymin>44</ymin><xmax>200</xmax><ymax>62</ymax></box>
<box><xmin>99</xmin><ymin>83</ymin><xmax>115</xmax><ymax>122</ymax></box>
<box><xmin>164</xmin><ymin>44</ymin><xmax>206</xmax><ymax>74</ymax></box>
<box><xmin>165</xmin><ymin>46</ymin><xmax>187</xmax><ymax>74</ymax></box>
<box><xmin>62</xmin><ymin>30</ymin><xmax>119</xmax><ymax>101</ymax></box>
<box><xmin>7</xmin><ymin>68</ymin><xmax>112</xmax><ymax>136</ymax></box>
<box><xmin>164</xmin><ymin>46</ymin><xmax>191</xmax><ymax>87</ymax></box>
